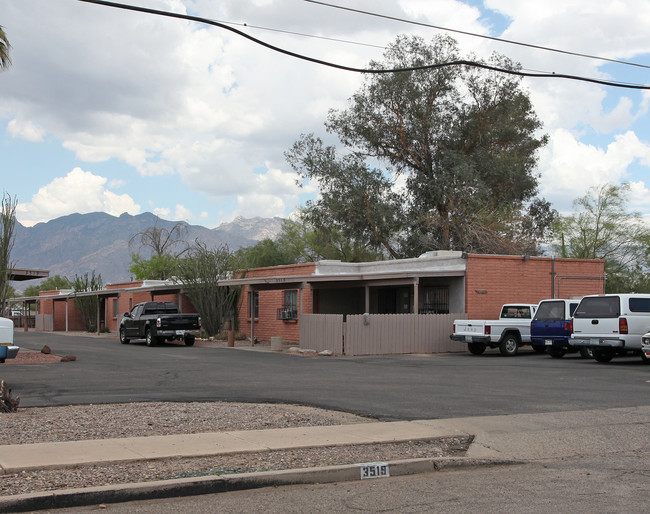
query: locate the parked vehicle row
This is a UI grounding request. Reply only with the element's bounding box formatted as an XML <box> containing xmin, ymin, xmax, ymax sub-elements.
<box><xmin>0</xmin><ymin>316</ymin><xmax>19</xmax><ymax>363</ymax></box>
<box><xmin>451</xmin><ymin>294</ymin><xmax>650</xmax><ymax>363</ymax></box>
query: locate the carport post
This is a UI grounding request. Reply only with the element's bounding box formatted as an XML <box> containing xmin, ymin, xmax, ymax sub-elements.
<box><xmin>96</xmin><ymin>295</ymin><xmax>101</xmax><ymax>335</ymax></box>
<box><xmin>413</xmin><ymin>277</ymin><xmax>419</xmax><ymax>314</ymax></box>
<box><xmin>250</xmin><ymin>286</ymin><xmax>255</xmax><ymax>345</ymax></box>
<box><xmin>365</xmin><ymin>285</ymin><xmax>370</xmax><ymax>313</ymax></box>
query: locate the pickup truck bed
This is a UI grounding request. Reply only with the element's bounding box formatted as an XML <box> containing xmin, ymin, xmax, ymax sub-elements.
<box><xmin>451</xmin><ymin>304</ymin><xmax>539</xmax><ymax>356</ymax></box>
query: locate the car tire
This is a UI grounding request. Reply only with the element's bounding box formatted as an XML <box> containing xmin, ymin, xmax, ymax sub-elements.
<box><xmin>0</xmin><ymin>358</ymin><xmax>5</xmax><ymax>363</ymax></box>
<box><xmin>145</xmin><ymin>329</ymin><xmax>158</xmax><ymax>347</ymax></box>
<box><xmin>548</xmin><ymin>347</ymin><xmax>566</xmax><ymax>359</ymax></box>
<box><xmin>467</xmin><ymin>342</ymin><xmax>486</xmax><ymax>355</ymax></box>
<box><xmin>532</xmin><ymin>345</ymin><xmax>546</xmax><ymax>354</ymax></box>
<box><xmin>119</xmin><ymin>328</ymin><xmax>129</xmax><ymax>344</ymax></box>
<box><xmin>640</xmin><ymin>351</ymin><xmax>650</xmax><ymax>364</ymax></box>
<box><xmin>499</xmin><ymin>334</ymin><xmax>519</xmax><ymax>356</ymax></box>
<box><xmin>592</xmin><ymin>347</ymin><xmax>613</xmax><ymax>363</ymax></box>
<box><xmin>579</xmin><ymin>347</ymin><xmax>593</xmax><ymax>359</ymax></box>
<box><xmin>184</xmin><ymin>334</ymin><xmax>196</xmax><ymax>346</ymax></box>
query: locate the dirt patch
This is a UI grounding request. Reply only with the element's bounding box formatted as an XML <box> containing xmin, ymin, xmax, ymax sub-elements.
<box><xmin>4</xmin><ymin>349</ymin><xmax>62</xmax><ymax>364</ymax></box>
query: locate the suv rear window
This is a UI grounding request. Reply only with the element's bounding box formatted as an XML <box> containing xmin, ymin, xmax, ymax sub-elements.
<box><xmin>573</xmin><ymin>296</ymin><xmax>620</xmax><ymax>318</ymax></box>
<box><xmin>629</xmin><ymin>297</ymin><xmax>650</xmax><ymax>312</ymax></box>
<box><xmin>533</xmin><ymin>301</ymin><xmax>565</xmax><ymax>321</ymax></box>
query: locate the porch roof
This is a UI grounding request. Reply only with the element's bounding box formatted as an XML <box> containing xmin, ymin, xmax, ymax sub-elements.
<box><xmin>220</xmin><ymin>253</ymin><xmax>467</xmax><ymax>289</ymax></box>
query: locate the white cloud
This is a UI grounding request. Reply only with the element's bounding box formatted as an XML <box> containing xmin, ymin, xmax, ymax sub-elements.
<box><xmin>16</xmin><ymin>168</ymin><xmax>141</xmax><ymax>226</ymax></box>
<box><xmin>234</xmin><ymin>192</ymin><xmax>287</xmax><ymax>219</ymax></box>
<box><xmin>6</xmin><ymin>118</ymin><xmax>44</xmax><ymax>142</ymax></box>
<box><xmin>173</xmin><ymin>204</ymin><xmax>193</xmax><ymax>221</ymax></box>
<box><xmin>3</xmin><ymin>0</ymin><xmax>650</xmax><ymax>229</ymax></box>
<box><xmin>539</xmin><ymin>129</ymin><xmax>650</xmax><ymax>213</ymax></box>
<box><xmin>153</xmin><ymin>207</ymin><xmax>171</xmax><ymax>219</ymax></box>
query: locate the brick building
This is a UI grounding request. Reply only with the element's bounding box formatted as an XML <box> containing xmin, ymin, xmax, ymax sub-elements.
<box><xmin>229</xmin><ymin>252</ymin><xmax>605</xmax><ymax>344</ymax></box>
<box><xmin>33</xmin><ymin>281</ymin><xmax>197</xmax><ymax>333</ymax></box>
<box><xmin>23</xmin><ymin>252</ymin><xmax>605</xmax><ymax>345</ymax></box>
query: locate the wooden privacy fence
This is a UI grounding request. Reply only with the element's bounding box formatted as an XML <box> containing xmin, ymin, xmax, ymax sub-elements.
<box><xmin>36</xmin><ymin>314</ymin><xmax>53</xmax><ymax>332</ymax></box>
<box><xmin>299</xmin><ymin>313</ymin><xmax>468</xmax><ymax>356</ymax></box>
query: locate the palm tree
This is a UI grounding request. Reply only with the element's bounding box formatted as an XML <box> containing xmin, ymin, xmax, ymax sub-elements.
<box><xmin>0</xmin><ymin>25</ymin><xmax>12</xmax><ymax>70</ymax></box>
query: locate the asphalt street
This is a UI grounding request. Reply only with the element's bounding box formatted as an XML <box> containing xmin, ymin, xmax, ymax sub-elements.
<box><xmin>4</xmin><ymin>331</ymin><xmax>650</xmax><ymax>420</ymax></box>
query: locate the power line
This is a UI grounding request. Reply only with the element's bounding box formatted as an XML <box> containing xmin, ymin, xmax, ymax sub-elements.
<box><xmin>77</xmin><ymin>0</ymin><xmax>650</xmax><ymax>90</ymax></box>
<box><xmin>305</xmin><ymin>0</ymin><xmax>650</xmax><ymax>71</ymax></box>
<box><xmin>226</xmin><ymin>21</ymin><xmax>386</xmax><ymax>50</ymax></box>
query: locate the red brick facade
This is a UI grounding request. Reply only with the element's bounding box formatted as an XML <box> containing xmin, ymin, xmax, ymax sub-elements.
<box><xmin>465</xmin><ymin>255</ymin><xmax>605</xmax><ymax>319</ymax></box>
<box><xmin>38</xmin><ymin>290</ymin><xmax>85</xmax><ymax>331</ymax></box>
<box><xmin>37</xmin><ymin>283</ymin><xmax>197</xmax><ymax>333</ymax></box>
<box><xmin>32</xmin><ymin>256</ymin><xmax>605</xmax><ymax>341</ymax></box>
<box><xmin>237</xmin><ymin>256</ymin><xmax>605</xmax><ymax>343</ymax></box>
<box><xmin>237</xmin><ymin>263</ymin><xmax>316</xmax><ymax>344</ymax></box>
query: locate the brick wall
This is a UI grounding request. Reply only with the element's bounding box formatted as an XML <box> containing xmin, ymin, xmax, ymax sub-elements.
<box><xmin>465</xmin><ymin>255</ymin><xmax>605</xmax><ymax>319</ymax></box>
<box><xmin>38</xmin><ymin>287</ymin><xmax>198</xmax><ymax>333</ymax></box>
<box><xmin>237</xmin><ymin>263</ymin><xmax>316</xmax><ymax>343</ymax></box>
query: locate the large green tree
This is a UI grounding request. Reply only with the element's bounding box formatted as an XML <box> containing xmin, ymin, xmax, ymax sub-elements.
<box><xmin>286</xmin><ymin>35</ymin><xmax>554</xmax><ymax>258</ymax></box>
<box><xmin>0</xmin><ymin>25</ymin><xmax>11</xmax><ymax>71</ymax></box>
<box><xmin>552</xmin><ymin>183</ymin><xmax>650</xmax><ymax>293</ymax></box>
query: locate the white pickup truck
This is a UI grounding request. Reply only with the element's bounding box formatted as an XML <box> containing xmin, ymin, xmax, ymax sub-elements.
<box><xmin>450</xmin><ymin>303</ymin><xmax>539</xmax><ymax>356</ymax></box>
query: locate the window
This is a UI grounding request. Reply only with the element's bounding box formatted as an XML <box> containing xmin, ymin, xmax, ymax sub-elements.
<box><xmin>248</xmin><ymin>291</ymin><xmax>259</xmax><ymax>319</ymax></box>
<box><xmin>629</xmin><ymin>297</ymin><xmax>650</xmax><ymax>312</ymax></box>
<box><xmin>574</xmin><ymin>296</ymin><xmax>620</xmax><ymax>318</ymax></box>
<box><xmin>419</xmin><ymin>287</ymin><xmax>449</xmax><ymax>314</ymax></box>
<box><xmin>533</xmin><ymin>301</ymin><xmax>564</xmax><ymax>321</ymax></box>
<box><xmin>112</xmin><ymin>298</ymin><xmax>119</xmax><ymax>317</ymax></box>
<box><xmin>500</xmin><ymin>305</ymin><xmax>532</xmax><ymax>319</ymax></box>
<box><xmin>278</xmin><ymin>290</ymin><xmax>298</xmax><ymax>320</ymax></box>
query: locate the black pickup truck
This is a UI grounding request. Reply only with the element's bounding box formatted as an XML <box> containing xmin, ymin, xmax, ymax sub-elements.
<box><xmin>119</xmin><ymin>301</ymin><xmax>201</xmax><ymax>347</ymax></box>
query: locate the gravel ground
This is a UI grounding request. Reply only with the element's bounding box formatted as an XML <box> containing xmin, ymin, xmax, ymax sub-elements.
<box><xmin>0</xmin><ymin>402</ymin><xmax>471</xmax><ymax>498</ymax></box>
<box><xmin>0</xmin><ymin>349</ymin><xmax>470</xmax><ymax>498</ymax></box>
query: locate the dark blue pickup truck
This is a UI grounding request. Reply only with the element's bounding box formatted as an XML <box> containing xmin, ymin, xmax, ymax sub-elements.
<box><xmin>530</xmin><ymin>299</ymin><xmax>591</xmax><ymax>359</ymax></box>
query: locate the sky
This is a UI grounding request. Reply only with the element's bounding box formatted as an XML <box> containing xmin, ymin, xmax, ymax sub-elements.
<box><xmin>1</xmin><ymin>0</ymin><xmax>649</xmax><ymax>232</ymax></box>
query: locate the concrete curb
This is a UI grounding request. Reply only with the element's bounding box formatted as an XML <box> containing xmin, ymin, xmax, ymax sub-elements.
<box><xmin>0</xmin><ymin>456</ymin><xmax>519</xmax><ymax>512</ymax></box>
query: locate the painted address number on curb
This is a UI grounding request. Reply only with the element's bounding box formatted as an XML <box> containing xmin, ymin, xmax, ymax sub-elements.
<box><xmin>359</xmin><ymin>462</ymin><xmax>390</xmax><ymax>479</ymax></box>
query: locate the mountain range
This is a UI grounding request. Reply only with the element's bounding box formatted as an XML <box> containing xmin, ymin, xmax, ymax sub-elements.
<box><xmin>11</xmin><ymin>212</ymin><xmax>284</xmax><ymax>288</ymax></box>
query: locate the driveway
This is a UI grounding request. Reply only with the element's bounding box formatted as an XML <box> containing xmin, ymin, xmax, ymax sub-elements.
<box><xmin>4</xmin><ymin>331</ymin><xmax>650</xmax><ymax>420</ymax></box>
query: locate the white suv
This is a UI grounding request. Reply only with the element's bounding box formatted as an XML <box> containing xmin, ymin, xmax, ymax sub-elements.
<box><xmin>570</xmin><ymin>294</ymin><xmax>650</xmax><ymax>363</ymax></box>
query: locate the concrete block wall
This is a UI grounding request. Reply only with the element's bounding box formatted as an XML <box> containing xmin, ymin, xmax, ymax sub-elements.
<box><xmin>465</xmin><ymin>255</ymin><xmax>605</xmax><ymax>319</ymax></box>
